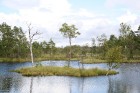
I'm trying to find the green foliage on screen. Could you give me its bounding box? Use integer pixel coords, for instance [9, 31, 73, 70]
[48, 38, 56, 59]
[97, 34, 108, 59]
[81, 43, 90, 56]
[0, 22, 140, 63]
[0, 22, 28, 58]
[106, 46, 123, 69]
[32, 41, 42, 57]
[118, 23, 138, 59]
[106, 46, 123, 62]
[107, 35, 118, 48]
[119, 23, 131, 38]
[59, 23, 80, 38]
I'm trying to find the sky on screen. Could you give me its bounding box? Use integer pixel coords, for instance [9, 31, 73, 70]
[0, 0, 140, 47]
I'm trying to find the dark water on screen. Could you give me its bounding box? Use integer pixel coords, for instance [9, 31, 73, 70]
[0, 61, 140, 93]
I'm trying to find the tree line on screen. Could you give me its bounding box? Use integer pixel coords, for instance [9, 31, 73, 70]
[0, 22, 139, 62]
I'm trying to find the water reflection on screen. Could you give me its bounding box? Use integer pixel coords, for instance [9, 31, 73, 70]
[107, 64, 140, 93]
[0, 62, 140, 93]
[0, 77, 12, 92]
[108, 76, 134, 93]
[30, 77, 33, 93]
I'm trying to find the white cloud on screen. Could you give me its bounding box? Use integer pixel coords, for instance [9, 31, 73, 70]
[105, 0, 140, 10]
[1, 0, 139, 47]
[3, 0, 39, 9]
[117, 10, 137, 23]
[116, 10, 140, 33]
[0, 13, 21, 26]
[39, 0, 71, 15]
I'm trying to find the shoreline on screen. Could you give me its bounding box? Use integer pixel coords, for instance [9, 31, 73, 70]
[0, 58, 140, 63]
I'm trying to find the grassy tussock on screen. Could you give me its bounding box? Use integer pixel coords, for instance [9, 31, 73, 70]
[14, 66, 118, 77]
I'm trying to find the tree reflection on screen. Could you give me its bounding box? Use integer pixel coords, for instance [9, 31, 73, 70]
[108, 76, 128, 93]
[108, 76, 113, 93]
[81, 77, 84, 93]
[30, 77, 33, 93]
[0, 77, 12, 92]
[69, 77, 72, 93]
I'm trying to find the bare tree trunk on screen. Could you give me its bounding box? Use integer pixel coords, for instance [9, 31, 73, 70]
[106, 66, 111, 76]
[81, 56, 84, 69]
[68, 37, 71, 67]
[27, 23, 40, 66]
[28, 25, 34, 66]
[30, 42, 34, 66]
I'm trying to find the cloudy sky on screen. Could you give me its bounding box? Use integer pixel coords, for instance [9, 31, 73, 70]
[0, 0, 140, 47]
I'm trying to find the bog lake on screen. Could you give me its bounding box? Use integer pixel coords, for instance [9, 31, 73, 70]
[0, 61, 140, 93]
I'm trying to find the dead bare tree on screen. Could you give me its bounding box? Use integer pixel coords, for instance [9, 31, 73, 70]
[27, 23, 40, 66]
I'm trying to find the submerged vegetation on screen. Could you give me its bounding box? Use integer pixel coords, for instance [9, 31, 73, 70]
[13, 66, 118, 77]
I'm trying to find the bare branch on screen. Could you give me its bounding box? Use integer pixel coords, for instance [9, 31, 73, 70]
[31, 31, 40, 38]
[26, 22, 41, 66]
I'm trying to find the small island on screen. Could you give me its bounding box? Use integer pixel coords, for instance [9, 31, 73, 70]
[13, 66, 118, 77]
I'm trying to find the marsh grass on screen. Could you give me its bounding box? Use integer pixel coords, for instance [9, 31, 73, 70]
[0, 54, 140, 63]
[82, 58, 107, 64]
[13, 66, 118, 77]
[0, 54, 77, 62]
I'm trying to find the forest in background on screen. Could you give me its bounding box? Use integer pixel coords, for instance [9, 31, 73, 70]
[0, 22, 140, 62]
